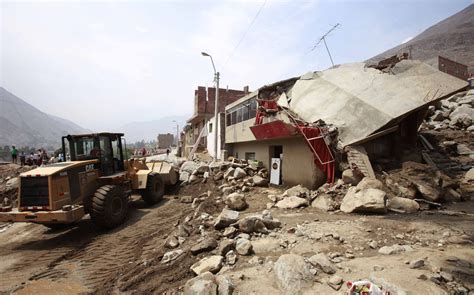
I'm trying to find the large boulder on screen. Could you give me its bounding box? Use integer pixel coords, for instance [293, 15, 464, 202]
[273, 254, 313, 293]
[5, 177, 19, 190]
[387, 197, 419, 213]
[216, 275, 234, 295]
[214, 209, 240, 230]
[191, 255, 224, 275]
[311, 193, 336, 211]
[180, 172, 190, 183]
[223, 167, 235, 179]
[233, 216, 269, 234]
[275, 196, 308, 209]
[224, 193, 247, 211]
[340, 187, 387, 213]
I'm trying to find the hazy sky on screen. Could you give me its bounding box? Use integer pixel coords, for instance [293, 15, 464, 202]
[1, 0, 471, 131]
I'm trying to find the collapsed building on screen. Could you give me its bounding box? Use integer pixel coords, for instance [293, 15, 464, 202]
[223, 59, 468, 189]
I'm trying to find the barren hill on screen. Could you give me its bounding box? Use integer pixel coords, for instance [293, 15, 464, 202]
[368, 4, 474, 72]
[0, 87, 88, 148]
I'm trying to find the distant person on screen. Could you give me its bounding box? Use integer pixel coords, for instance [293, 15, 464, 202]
[166, 148, 170, 157]
[19, 151, 26, 166]
[11, 146, 18, 164]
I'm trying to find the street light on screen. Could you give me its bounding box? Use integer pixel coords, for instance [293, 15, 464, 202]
[172, 120, 179, 147]
[201, 51, 220, 161]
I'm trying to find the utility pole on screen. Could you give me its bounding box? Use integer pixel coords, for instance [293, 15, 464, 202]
[201, 52, 220, 161]
[311, 23, 340, 67]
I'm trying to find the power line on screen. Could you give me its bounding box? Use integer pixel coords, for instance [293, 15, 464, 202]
[223, 0, 267, 68]
[310, 23, 341, 66]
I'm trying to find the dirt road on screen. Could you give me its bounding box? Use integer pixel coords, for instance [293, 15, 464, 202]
[0, 195, 193, 294]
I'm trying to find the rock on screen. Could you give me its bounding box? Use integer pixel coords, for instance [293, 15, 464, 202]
[387, 197, 419, 213]
[440, 271, 454, 282]
[368, 241, 378, 249]
[213, 171, 224, 181]
[443, 188, 462, 202]
[449, 105, 474, 127]
[176, 224, 191, 238]
[412, 180, 440, 201]
[196, 165, 210, 174]
[457, 144, 473, 155]
[184, 272, 218, 295]
[311, 193, 336, 211]
[180, 172, 190, 183]
[214, 209, 240, 230]
[223, 167, 235, 179]
[234, 216, 267, 234]
[216, 275, 234, 295]
[235, 239, 252, 255]
[275, 196, 308, 209]
[224, 193, 247, 211]
[5, 177, 19, 189]
[223, 227, 237, 238]
[431, 110, 444, 121]
[342, 169, 363, 185]
[273, 254, 313, 293]
[189, 174, 201, 184]
[308, 253, 336, 274]
[464, 168, 474, 181]
[340, 187, 387, 213]
[181, 195, 194, 203]
[164, 236, 179, 248]
[225, 250, 237, 265]
[284, 185, 310, 198]
[191, 255, 224, 275]
[218, 239, 235, 256]
[222, 187, 235, 196]
[378, 244, 413, 255]
[356, 177, 384, 190]
[181, 161, 199, 174]
[252, 175, 268, 187]
[233, 167, 247, 179]
[327, 275, 343, 291]
[409, 258, 425, 269]
[162, 249, 184, 263]
[191, 238, 218, 255]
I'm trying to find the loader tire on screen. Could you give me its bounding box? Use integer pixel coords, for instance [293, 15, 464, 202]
[90, 185, 128, 229]
[142, 172, 165, 206]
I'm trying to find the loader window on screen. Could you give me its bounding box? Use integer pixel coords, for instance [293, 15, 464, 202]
[99, 136, 114, 175]
[74, 137, 96, 160]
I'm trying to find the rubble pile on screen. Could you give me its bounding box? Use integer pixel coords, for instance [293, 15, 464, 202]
[424, 89, 474, 131]
[0, 164, 34, 209]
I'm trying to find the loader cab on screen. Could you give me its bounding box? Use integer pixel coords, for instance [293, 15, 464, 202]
[62, 133, 125, 176]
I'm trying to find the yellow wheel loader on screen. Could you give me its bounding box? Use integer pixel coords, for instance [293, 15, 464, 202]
[0, 133, 178, 229]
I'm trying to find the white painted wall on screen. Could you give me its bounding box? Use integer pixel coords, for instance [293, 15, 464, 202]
[206, 114, 223, 160]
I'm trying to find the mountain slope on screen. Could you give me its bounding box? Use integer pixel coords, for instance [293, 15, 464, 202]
[117, 115, 189, 143]
[368, 4, 474, 72]
[0, 87, 89, 148]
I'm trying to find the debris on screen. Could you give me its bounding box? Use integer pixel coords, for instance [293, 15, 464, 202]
[224, 193, 247, 211]
[183, 272, 218, 295]
[235, 239, 252, 256]
[327, 275, 343, 291]
[311, 193, 336, 211]
[387, 197, 420, 213]
[378, 244, 413, 255]
[162, 249, 184, 263]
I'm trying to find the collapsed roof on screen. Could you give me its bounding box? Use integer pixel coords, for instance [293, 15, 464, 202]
[274, 60, 468, 146]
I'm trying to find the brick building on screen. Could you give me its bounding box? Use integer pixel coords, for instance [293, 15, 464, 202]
[183, 86, 249, 158]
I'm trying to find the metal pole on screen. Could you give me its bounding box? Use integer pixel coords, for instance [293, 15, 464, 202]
[322, 37, 334, 67]
[214, 72, 220, 161]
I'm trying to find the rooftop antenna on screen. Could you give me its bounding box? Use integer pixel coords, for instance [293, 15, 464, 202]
[311, 23, 341, 67]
